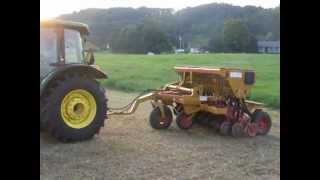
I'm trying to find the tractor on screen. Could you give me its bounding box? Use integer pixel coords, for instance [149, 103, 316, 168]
[40, 20, 108, 142]
[40, 20, 271, 142]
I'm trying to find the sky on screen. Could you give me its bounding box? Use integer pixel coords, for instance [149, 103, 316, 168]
[41, 0, 280, 19]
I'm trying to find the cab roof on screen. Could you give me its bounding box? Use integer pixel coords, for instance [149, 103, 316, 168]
[40, 19, 89, 35]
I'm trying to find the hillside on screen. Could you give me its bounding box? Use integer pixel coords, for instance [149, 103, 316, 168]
[58, 3, 280, 49]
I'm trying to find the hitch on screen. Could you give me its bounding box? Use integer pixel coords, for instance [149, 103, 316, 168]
[107, 92, 156, 115]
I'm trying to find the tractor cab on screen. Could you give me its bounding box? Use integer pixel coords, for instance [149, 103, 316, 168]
[40, 20, 108, 142]
[40, 20, 94, 80]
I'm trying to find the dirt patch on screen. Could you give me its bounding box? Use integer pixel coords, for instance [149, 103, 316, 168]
[40, 90, 280, 180]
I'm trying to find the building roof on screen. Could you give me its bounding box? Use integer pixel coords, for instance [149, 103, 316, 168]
[257, 41, 280, 47]
[40, 19, 89, 35]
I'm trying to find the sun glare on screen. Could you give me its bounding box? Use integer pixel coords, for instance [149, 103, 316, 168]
[40, 7, 55, 20]
[40, 0, 68, 20]
[41, 0, 97, 20]
[40, 6, 58, 20]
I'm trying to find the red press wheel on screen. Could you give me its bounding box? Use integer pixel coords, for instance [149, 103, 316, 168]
[231, 122, 245, 137]
[244, 123, 258, 137]
[252, 111, 272, 135]
[176, 113, 193, 130]
[220, 121, 232, 136]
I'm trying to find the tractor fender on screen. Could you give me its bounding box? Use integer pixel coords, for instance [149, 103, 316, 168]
[40, 64, 108, 97]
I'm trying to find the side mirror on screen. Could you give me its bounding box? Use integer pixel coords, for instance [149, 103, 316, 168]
[88, 51, 95, 65]
[85, 49, 95, 65]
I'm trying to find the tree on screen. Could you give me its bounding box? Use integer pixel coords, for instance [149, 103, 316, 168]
[223, 19, 251, 52]
[139, 19, 173, 54]
[246, 35, 258, 53]
[271, 6, 280, 40]
[208, 34, 224, 53]
[110, 19, 173, 54]
[208, 19, 258, 53]
[59, 4, 279, 51]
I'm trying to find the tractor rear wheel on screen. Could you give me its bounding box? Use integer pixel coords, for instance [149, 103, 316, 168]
[42, 76, 107, 142]
[252, 111, 272, 135]
[149, 106, 173, 129]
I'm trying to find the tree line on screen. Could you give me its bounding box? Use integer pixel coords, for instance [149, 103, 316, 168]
[59, 3, 280, 54]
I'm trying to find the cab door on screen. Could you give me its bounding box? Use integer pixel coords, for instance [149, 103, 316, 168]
[40, 27, 59, 80]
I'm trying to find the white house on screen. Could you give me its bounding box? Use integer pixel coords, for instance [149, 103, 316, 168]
[257, 41, 280, 53]
[175, 49, 185, 54]
[190, 48, 201, 54]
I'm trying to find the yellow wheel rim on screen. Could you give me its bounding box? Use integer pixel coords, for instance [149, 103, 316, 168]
[61, 89, 97, 129]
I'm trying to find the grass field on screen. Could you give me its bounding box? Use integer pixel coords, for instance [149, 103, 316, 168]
[95, 52, 280, 108]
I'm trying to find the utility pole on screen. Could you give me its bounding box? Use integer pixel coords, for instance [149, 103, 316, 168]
[179, 36, 182, 49]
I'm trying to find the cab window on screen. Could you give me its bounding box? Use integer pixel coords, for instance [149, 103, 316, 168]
[64, 29, 83, 64]
[40, 27, 58, 65]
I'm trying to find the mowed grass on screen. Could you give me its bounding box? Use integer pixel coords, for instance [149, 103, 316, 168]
[95, 53, 280, 109]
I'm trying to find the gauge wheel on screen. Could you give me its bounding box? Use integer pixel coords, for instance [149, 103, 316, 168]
[149, 106, 173, 129]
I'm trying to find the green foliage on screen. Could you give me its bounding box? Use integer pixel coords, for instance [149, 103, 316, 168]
[208, 19, 257, 53]
[94, 53, 280, 108]
[223, 19, 250, 52]
[110, 19, 173, 54]
[223, 19, 257, 53]
[271, 6, 280, 40]
[208, 35, 224, 52]
[58, 3, 280, 52]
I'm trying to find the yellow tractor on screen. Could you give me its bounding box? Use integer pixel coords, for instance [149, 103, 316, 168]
[109, 66, 272, 137]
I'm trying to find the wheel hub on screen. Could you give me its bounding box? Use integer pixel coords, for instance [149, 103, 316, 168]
[61, 89, 97, 129]
[159, 117, 170, 126]
[257, 117, 268, 133]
